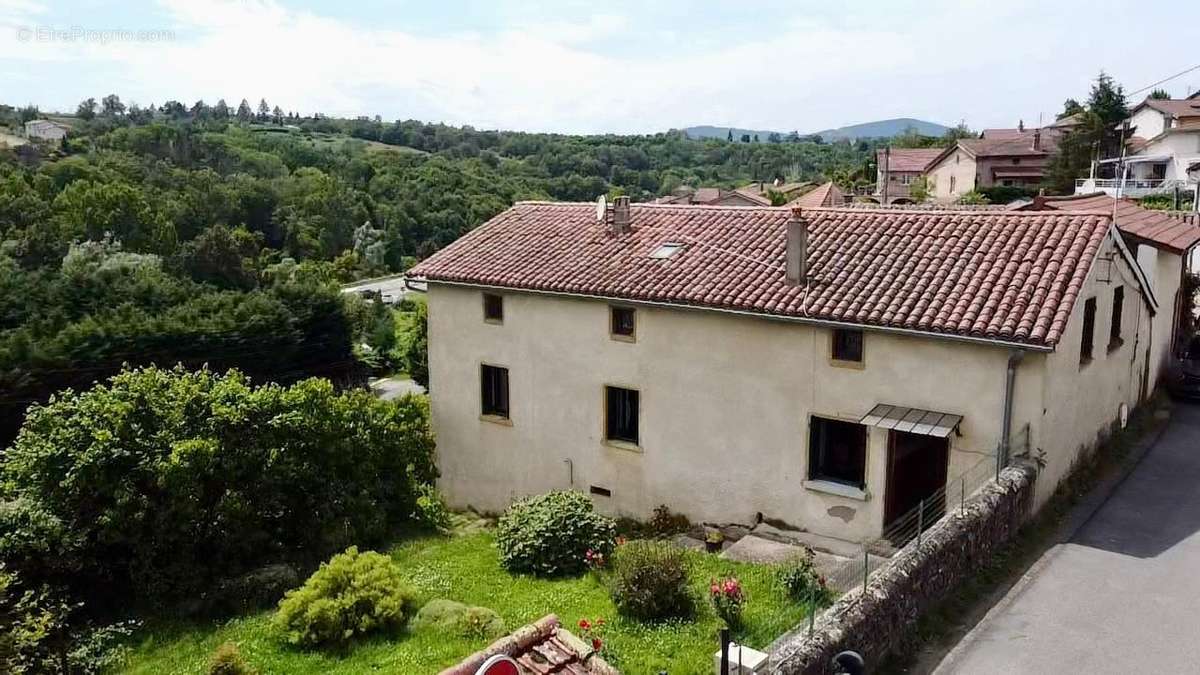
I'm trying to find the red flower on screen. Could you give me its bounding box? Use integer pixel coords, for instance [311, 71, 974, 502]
[616, 536, 627, 546]
[578, 618, 591, 630]
[592, 637, 603, 651]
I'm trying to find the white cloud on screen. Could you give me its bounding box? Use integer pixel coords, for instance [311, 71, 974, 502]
[1, 0, 1198, 133]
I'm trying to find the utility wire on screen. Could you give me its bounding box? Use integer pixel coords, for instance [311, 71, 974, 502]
[1127, 63, 1200, 97]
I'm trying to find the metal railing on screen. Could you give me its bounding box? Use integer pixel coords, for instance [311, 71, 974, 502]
[807, 424, 1032, 620]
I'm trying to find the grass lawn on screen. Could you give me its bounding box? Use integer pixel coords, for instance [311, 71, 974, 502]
[122, 531, 810, 675]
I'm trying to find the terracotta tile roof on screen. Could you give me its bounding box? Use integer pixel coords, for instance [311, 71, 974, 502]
[411, 202, 1116, 348]
[1027, 193, 1200, 253]
[440, 615, 617, 675]
[959, 133, 1059, 158]
[790, 182, 844, 208]
[877, 148, 943, 172]
[1142, 98, 1200, 119]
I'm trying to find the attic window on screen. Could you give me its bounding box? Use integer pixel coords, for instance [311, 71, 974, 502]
[650, 243, 684, 259]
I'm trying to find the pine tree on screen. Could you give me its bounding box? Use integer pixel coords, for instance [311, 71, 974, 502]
[236, 99, 253, 121]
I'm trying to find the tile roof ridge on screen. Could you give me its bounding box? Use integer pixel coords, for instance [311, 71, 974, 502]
[513, 199, 787, 211]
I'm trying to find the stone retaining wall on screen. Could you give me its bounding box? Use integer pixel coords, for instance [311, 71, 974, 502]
[767, 464, 1037, 674]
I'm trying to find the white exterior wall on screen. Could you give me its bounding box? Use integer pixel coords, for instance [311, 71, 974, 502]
[1137, 246, 1184, 391]
[1130, 107, 1168, 139]
[1137, 133, 1200, 183]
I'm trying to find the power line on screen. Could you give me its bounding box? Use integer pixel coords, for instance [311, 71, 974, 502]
[1127, 63, 1200, 97]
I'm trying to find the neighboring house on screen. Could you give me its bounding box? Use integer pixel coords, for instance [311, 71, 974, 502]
[409, 199, 1156, 543]
[1076, 95, 1200, 198]
[874, 148, 943, 203]
[925, 129, 1059, 200]
[23, 119, 68, 142]
[1019, 192, 1200, 389]
[654, 186, 730, 205]
[723, 180, 813, 206]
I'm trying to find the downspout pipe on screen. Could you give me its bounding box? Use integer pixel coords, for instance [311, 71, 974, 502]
[999, 349, 1026, 474]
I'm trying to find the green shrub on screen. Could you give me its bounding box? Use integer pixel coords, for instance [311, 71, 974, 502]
[413, 599, 505, 639]
[0, 366, 437, 604]
[777, 550, 832, 605]
[273, 547, 417, 649]
[208, 642, 256, 675]
[211, 564, 301, 616]
[649, 505, 690, 537]
[607, 541, 694, 621]
[414, 485, 452, 531]
[496, 491, 616, 577]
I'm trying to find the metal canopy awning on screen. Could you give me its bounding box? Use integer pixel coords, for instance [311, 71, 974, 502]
[859, 404, 962, 438]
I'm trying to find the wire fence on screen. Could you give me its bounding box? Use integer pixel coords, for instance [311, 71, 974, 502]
[809, 423, 1032, 620]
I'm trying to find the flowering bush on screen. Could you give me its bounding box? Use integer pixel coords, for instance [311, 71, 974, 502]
[584, 548, 607, 571]
[709, 576, 745, 626]
[576, 616, 608, 656]
[777, 550, 833, 605]
[607, 541, 694, 621]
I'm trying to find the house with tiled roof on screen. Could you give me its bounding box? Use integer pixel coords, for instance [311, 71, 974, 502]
[1018, 192, 1200, 389]
[1075, 96, 1200, 198]
[440, 615, 617, 675]
[924, 129, 1061, 201]
[409, 199, 1157, 541]
[874, 148, 943, 203]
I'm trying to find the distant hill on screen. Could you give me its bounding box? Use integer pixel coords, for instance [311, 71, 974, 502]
[810, 118, 950, 141]
[683, 118, 950, 143]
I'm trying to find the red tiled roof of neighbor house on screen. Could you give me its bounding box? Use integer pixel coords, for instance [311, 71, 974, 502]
[410, 201, 1120, 349]
[1141, 98, 1200, 119]
[790, 181, 844, 208]
[877, 148, 944, 172]
[1024, 193, 1200, 253]
[958, 133, 1060, 158]
[439, 615, 617, 675]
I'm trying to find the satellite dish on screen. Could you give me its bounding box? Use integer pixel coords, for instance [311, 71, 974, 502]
[595, 195, 607, 221]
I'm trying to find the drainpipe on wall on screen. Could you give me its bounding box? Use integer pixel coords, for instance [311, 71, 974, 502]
[999, 349, 1026, 475]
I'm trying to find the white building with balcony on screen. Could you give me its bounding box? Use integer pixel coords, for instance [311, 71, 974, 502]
[1076, 94, 1200, 201]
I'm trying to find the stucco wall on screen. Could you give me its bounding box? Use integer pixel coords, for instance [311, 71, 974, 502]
[427, 284, 1042, 543]
[1130, 107, 1168, 139]
[1138, 246, 1183, 392]
[926, 150, 977, 200]
[1030, 232, 1152, 508]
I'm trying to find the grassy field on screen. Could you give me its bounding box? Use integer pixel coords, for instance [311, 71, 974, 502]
[122, 531, 809, 675]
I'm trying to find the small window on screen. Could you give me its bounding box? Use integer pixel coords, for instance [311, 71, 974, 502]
[949, 175, 957, 193]
[832, 328, 864, 363]
[605, 386, 639, 445]
[808, 417, 867, 488]
[1080, 297, 1097, 364]
[1109, 286, 1124, 349]
[610, 306, 636, 340]
[650, 243, 684, 259]
[483, 293, 503, 323]
[481, 364, 509, 418]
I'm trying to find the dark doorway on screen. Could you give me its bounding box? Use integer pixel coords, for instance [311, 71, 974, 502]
[884, 431, 950, 530]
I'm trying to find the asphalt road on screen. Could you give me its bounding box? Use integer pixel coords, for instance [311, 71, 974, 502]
[341, 275, 419, 304]
[935, 402, 1200, 674]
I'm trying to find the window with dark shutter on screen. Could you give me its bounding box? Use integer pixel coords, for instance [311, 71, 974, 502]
[832, 329, 864, 363]
[610, 306, 636, 340]
[808, 417, 867, 488]
[1109, 287, 1124, 350]
[605, 386, 639, 445]
[483, 293, 503, 323]
[1080, 297, 1096, 364]
[481, 364, 509, 418]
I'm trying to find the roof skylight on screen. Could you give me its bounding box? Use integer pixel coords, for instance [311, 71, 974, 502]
[650, 243, 684, 259]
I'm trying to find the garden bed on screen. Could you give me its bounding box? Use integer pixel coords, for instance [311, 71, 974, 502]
[121, 531, 811, 674]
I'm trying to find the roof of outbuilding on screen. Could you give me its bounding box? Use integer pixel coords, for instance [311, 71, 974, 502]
[1026, 193, 1200, 253]
[790, 181, 844, 208]
[410, 202, 1121, 349]
[439, 615, 617, 675]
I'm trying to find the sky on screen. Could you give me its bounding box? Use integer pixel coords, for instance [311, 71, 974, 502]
[1, 0, 1198, 135]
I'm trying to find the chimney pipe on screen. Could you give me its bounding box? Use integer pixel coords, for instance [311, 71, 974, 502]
[1018, 119, 1024, 132]
[786, 210, 809, 285]
[1032, 129, 1041, 151]
[612, 196, 631, 235]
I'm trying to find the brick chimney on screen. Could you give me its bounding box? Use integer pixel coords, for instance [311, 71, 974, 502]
[611, 196, 631, 235]
[1032, 129, 1042, 151]
[786, 210, 809, 284]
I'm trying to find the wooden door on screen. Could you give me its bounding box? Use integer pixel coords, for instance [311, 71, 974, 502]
[884, 430, 950, 528]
